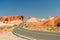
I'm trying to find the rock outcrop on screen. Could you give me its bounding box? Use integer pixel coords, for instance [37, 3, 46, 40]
[0, 15, 24, 27]
[0, 15, 24, 24]
[26, 15, 60, 27]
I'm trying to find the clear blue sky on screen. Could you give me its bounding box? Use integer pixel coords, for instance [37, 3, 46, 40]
[0, 0, 60, 18]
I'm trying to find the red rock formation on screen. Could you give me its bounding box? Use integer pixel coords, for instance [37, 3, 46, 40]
[42, 16, 55, 26]
[0, 15, 24, 24]
[54, 16, 60, 26]
[26, 15, 60, 27]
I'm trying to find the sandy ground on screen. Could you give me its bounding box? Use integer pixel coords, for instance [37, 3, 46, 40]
[0, 31, 26, 40]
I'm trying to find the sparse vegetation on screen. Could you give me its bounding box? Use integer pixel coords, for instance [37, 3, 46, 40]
[23, 23, 60, 32]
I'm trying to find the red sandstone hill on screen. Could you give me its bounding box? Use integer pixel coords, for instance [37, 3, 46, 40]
[26, 15, 60, 27]
[0, 15, 24, 24]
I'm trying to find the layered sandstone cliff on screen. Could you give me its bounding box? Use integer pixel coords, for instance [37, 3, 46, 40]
[26, 16, 60, 27]
[0, 15, 24, 26]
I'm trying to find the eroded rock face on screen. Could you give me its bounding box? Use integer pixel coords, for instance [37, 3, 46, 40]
[54, 16, 60, 26]
[0, 15, 24, 24]
[26, 16, 60, 27]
